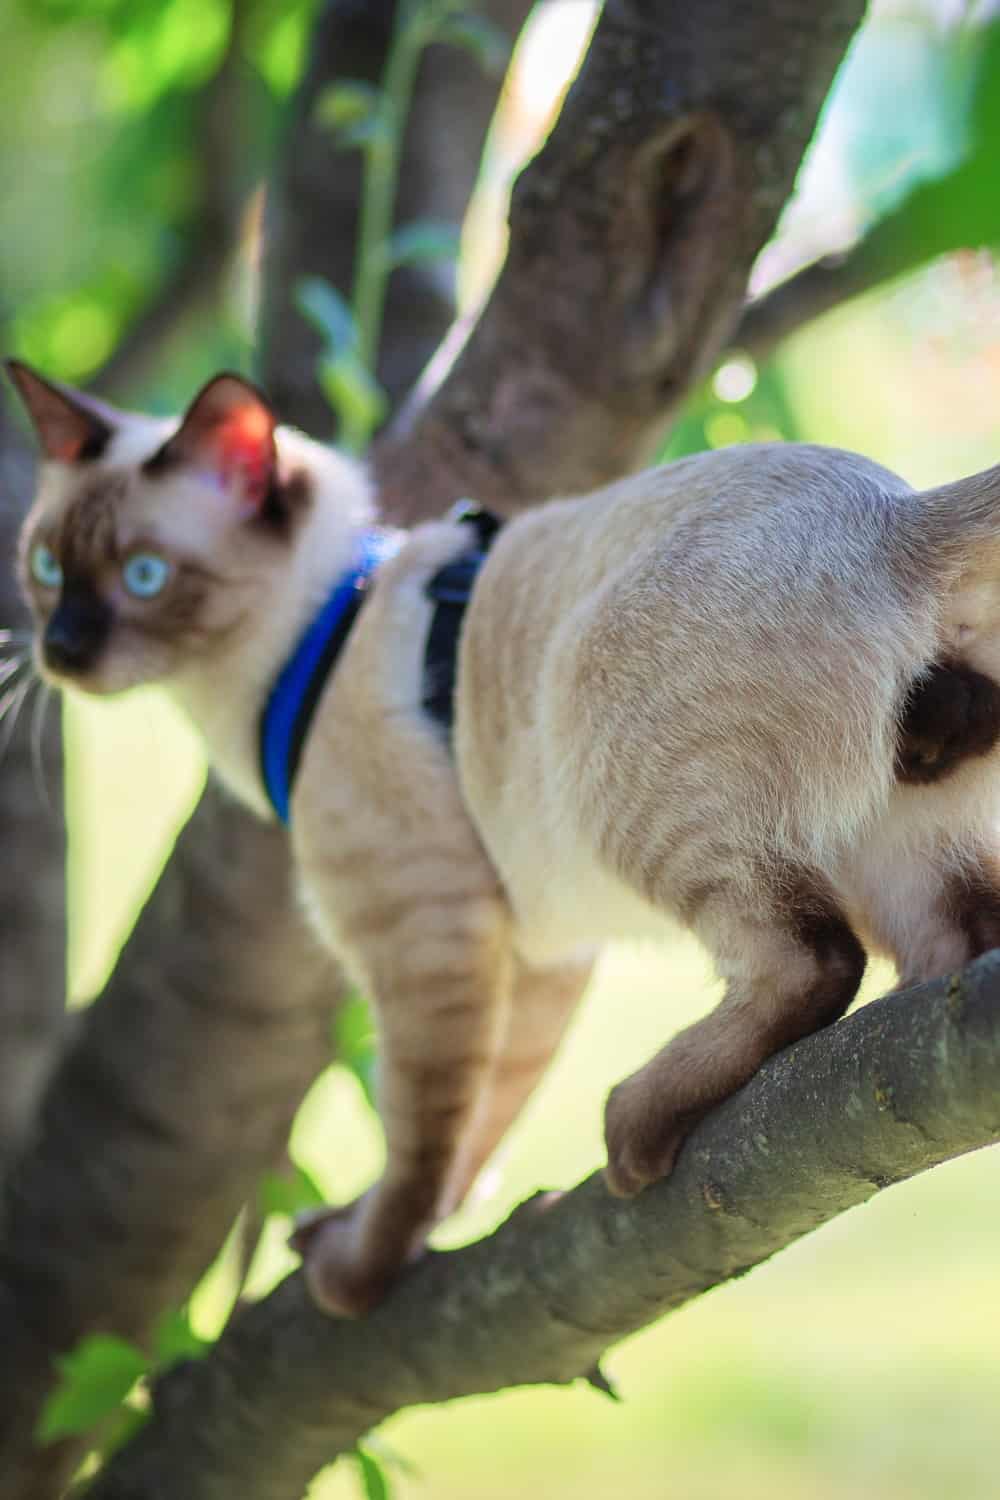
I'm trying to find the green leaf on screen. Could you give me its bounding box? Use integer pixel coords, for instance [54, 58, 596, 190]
[334, 990, 375, 1061]
[362, 1432, 419, 1478]
[333, 991, 378, 1108]
[436, 12, 511, 76]
[37, 1334, 150, 1444]
[354, 1445, 392, 1500]
[853, 21, 1000, 281]
[295, 277, 357, 355]
[969, 21, 1000, 155]
[152, 1304, 211, 1367]
[103, 1400, 152, 1460]
[314, 80, 379, 132]
[258, 1162, 328, 1220]
[318, 349, 388, 455]
[334, 114, 392, 152]
[382, 219, 461, 269]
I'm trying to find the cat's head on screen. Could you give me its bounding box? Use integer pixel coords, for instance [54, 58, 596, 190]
[6, 363, 313, 695]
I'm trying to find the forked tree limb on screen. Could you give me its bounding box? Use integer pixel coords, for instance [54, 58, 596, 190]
[89, 953, 1000, 1500]
[374, 0, 867, 519]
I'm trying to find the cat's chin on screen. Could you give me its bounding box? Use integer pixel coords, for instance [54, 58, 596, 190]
[40, 664, 153, 699]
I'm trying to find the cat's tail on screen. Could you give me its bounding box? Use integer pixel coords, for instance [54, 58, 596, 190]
[916, 460, 1000, 558]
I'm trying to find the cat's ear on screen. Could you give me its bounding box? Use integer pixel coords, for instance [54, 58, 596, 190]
[3, 360, 114, 463]
[157, 373, 277, 512]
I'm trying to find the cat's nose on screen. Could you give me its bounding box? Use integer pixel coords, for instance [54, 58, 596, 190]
[43, 595, 110, 674]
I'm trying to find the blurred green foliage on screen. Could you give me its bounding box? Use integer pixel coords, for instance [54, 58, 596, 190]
[36, 1303, 207, 1471]
[37, 1333, 149, 1446]
[2, 0, 317, 399]
[303, 1, 507, 449]
[665, 6, 1000, 465]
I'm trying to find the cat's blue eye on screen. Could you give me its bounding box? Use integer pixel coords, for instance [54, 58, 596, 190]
[30, 543, 63, 590]
[122, 553, 170, 599]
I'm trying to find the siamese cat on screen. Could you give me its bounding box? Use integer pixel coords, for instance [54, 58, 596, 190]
[9, 360, 1000, 1317]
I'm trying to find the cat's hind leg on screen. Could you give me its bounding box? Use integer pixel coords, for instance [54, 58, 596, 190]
[865, 843, 1000, 987]
[604, 870, 865, 1196]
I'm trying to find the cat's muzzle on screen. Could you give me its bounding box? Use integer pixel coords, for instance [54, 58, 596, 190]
[43, 592, 111, 675]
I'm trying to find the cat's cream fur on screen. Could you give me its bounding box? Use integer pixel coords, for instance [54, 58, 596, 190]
[11, 363, 1000, 1316]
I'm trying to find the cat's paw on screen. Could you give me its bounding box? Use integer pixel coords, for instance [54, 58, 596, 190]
[507, 1188, 564, 1223]
[291, 1187, 432, 1318]
[603, 1075, 696, 1198]
[290, 1204, 394, 1318]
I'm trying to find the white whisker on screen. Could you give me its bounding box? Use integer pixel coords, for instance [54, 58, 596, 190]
[0, 677, 27, 721]
[0, 655, 27, 688]
[30, 679, 56, 811]
[0, 676, 34, 764]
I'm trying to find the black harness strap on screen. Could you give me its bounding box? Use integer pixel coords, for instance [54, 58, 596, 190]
[422, 506, 502, 732]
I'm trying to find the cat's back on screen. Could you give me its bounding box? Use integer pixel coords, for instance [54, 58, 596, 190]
[467, 442, 925, 634]
[461, 441, 932, 772]
[457, 443, 943, 960]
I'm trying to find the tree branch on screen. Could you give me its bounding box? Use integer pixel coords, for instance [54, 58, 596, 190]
[90, 953, 1000, 1500]
[735, 145, 1000, 367]
[736, 248, 900, 369]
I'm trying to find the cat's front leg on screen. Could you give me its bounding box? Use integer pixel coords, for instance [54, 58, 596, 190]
[297, 891, 514, 1317]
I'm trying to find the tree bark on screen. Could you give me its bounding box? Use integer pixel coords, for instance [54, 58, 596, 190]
[0, 396, 66, 1173]
[89, 953, 1000, 1500]
[0, 2, 879, 1496]
[374, 0, 867, 520]
[0, 790, 339, 1491]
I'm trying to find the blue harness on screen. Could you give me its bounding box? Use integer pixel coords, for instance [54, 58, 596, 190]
[258, 508, 500, 824]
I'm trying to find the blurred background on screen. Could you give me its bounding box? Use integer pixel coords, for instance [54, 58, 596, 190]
[4, 0, 1000, 1495]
